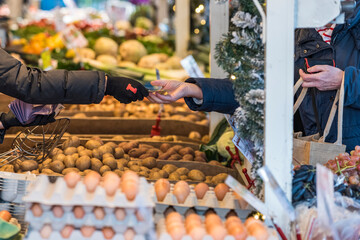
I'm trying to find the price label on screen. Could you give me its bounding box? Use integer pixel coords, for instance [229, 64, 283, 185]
[180, 55, 205, 78]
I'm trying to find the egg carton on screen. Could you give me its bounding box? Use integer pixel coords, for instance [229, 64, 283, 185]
[23, 175, 154, 208]
[156, 218, 279, 240]
[0, 172, 35, 203]
[25, 206, 153, 234]
[151, 184, 253, 219]
[25, 229, 148, 240]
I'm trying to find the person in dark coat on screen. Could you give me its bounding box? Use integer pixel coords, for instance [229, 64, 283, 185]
[0, 48, 148, 140]
[148, 2, 360, 152]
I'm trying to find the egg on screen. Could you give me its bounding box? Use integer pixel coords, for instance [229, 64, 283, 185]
[135, 210, 144, 221]
[209, 225, 227, 240]
[124, 228, 136, 240]
[244, 218, 268, 240]
[214, 183, 229, 201]
[103, 172, 121, 196]
[189, 226, 207, 240]
[102, 227, 115, 239]
[115, 208, 126, 221]
[168, 225, 186, 240]
[173, 181, 190, 204]
[81, 226, 95, 237]
[166, 212, 183, 225]
[194, 183, 209, 199]
[61, 225, 74, 239]
[225, 216, 242, 228]
[233, 192, 249, 209]
[155, 178, 170, 201]
[228, 223, 247, 240]
[122, 170, 139, 182]
[40, 224, 52, 239]
[166, 221, 184, 232]
[31, 203, 43, 217]
[205, 214, 222, 228]
[52, 205, 64, 218]
[73, 206, 85, 219]
[0, 210, 11, 222]
[83, 171, 101, 193]
[93, 207, 105, 220]
[121, 179, 139, 201]
[64, 172, 81, 189]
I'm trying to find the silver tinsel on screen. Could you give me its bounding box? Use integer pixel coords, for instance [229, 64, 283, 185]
[231, 11, 258, 29]
[214, 0, 228, 4]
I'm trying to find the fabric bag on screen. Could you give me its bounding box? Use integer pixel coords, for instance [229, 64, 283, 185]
[292, 75, 346, 165]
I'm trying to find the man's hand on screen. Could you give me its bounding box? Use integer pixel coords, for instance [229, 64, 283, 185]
[105, 75, 149, 103]
[0, 111, 56, 130]
[300, 65, 344, 91]
[147, 80, 203, 104]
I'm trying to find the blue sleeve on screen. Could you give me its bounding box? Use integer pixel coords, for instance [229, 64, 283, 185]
[344, 66, 360, 109]
[184, 78, 239, 114]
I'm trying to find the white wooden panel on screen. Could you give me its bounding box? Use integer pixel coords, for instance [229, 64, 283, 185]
[175, 0, 190, 58]
[265, 0, 294, 236]
[155, 0, 169, 25]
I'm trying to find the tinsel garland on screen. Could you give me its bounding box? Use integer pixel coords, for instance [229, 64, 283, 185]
[215, 0, 265, 196]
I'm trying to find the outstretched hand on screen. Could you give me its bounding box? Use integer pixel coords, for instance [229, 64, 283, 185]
[147, 80, 203, 104]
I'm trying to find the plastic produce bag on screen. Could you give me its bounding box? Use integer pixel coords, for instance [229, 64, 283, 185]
[0, 218, 20, 239]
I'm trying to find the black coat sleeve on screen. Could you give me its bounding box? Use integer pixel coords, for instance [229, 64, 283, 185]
[184, 78, 239, 114]
[0, 49, 106, 104]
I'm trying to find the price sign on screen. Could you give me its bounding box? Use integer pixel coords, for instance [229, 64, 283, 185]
[180, 55, 205, 78]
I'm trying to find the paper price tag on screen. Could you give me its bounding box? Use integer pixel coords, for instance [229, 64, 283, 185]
[180, 55, 205, 78]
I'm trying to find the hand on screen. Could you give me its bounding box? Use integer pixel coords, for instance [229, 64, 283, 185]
[147, 80, 203, 104]
[0, 111, 56, 130]
[300, 65, 344, 91]
[105, 75, 149, 103]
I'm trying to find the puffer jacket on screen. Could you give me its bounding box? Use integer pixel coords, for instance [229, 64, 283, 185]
[294, 1, 360, 151]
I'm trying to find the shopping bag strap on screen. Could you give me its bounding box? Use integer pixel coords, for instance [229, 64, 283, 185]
[293, 78, 308, 114]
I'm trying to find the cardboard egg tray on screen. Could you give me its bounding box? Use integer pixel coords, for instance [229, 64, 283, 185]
[23, 175, 154, 208]
[25, 205, 153, 234]
[25, 229, 148, 240]
[151, 183, 253, 219]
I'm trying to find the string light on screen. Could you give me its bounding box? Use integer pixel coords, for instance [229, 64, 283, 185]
[173, 5, 176, 11]
[195, 8, 201, 13]
[254, 215, 259, 220]
[200, 19, 206, 25]
[194, 28, 200, 34]
[230, 75, 236, 80]
[198, 4, 204, 11]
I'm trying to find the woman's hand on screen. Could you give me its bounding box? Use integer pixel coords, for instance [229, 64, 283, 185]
[147, 80, 203, 104]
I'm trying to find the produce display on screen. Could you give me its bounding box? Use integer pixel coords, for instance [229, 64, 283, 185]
[24, 171, 153, 240]
[0, 210, 21, 239]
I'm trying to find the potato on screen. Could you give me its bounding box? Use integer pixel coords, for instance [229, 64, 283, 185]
[98, 145, 113, 156]
[112, 136, 125, 141]
[102, 153, 114, 159]
[165, 148, 178, 156]
[149, 171, 162, 180]
[92, 149, 101, 159]
[76, 156, 91, 171]
[168, 154, 182, 161]
[194, 157, 206, 162]
[114, 169, 123, 177]
[1, 165, 14, 172]
[205, 176, 212, 184]
[139, 144, 153, 149]
[162, 164, 177, 174]
[158, 152, 171, 160]
[104, 142, 117, 149]
[127, 161, 141, 168]
[211, 173, 228, 185]
[180, 175, 188, 180]
[64, 155, 76, 168]
[42, 169, 56, 175]
[160, 143, 171, 153]
[141, 157, 156, 169]
[158, 169, 169, 178]
[172, 145, 183, 152]
[85, 140, 102, 150]
[79, 150, 93, 158]
[118, 142, 127, 148]
[99, 165, 111, 176]
[128, 148, 147, 158]
[53, 154, 66, 162]
[90, 136, 103, 144]
[168, 172, 180, 181]
[130, 165, 141, 172]
[77, 146, 85, 153]
[188, 170, 205, 182]
[139, 171, 149, 178]
[117, 158, 128, 167]
[50, 161, 65, 173]
[195, 151, 206, 159]
[146, 149, 159, 158]
[31, 170, 39, 174]
[152, 167, 160, 172]
[209, 160, 222, 166]
[176, 167, 189, 175]
[20, 160, 38, 172]
[91, 158, 103, 172]
[71, 153, 79, 160]
[123, 154, 131, 161]
[62, 136, 80, 149]
[103, 158, 117, 170]
[139, 154, 152, 159]
[189, 131, 201, 140]
[62, 168, 80, 175]
[50, 148, 63, 158]
[114, 147, 125, 159]
[42, 158, 52, 165]
[182, 154, 194, 161]
[122, 141, 139, 153]
[178, 147, 195, 156]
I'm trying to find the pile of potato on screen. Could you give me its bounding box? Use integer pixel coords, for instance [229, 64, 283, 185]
[0, 136, 228, 184]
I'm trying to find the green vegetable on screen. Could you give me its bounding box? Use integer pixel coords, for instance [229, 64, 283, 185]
[0, 218, 20, 239]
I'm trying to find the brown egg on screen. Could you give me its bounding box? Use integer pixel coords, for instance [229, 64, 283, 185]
[166, 212, 183, 225]
[61, 225, 74, 239]
[83, 171, 101, 193]
[121, 179, 139, 201]
[124, 228, 136, 240]
[73, 206, 85, 219]
[103, 172, 121, 196]
[40, 224, 52, 239]
[244, 218, 268, 240]
[52, 205, 64, 218]
[205, 214, 222, 228]
[209, 225, 227, 240]
[31, 203, 43, 217]
[225, 216, 242, 227]
[173, 181, 190, 204]
[168, 225, 186, 240]
[189, 226, 207, 240]
[81, 226, 96, 237]
[228, 223, 248, 240]
[154, 178, 171, 202]
[194, 183, 209, 199]
[122, 170, 139, 182]
[233, 192, 249, 209]
[64, 172, 81, 189]
[102, 227, 115, 239]
[115, 208, 126, 221]
[214, 183, 230, 201]
[93, 207, 105, 220]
